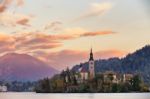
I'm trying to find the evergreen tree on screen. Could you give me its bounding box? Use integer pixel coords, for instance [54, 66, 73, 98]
[132, 75, 142, 91]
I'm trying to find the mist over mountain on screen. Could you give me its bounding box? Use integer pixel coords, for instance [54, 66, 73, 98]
[72, 45, 150, 85]
[0, 53, 58, 81]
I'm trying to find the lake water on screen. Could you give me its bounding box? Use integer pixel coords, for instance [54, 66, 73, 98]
[0, 93, 150, 99]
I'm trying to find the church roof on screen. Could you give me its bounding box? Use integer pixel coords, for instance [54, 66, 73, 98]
[89, 48, 94, 61]
[81, 67, 87, 73]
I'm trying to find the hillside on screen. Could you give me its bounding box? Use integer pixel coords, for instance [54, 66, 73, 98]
[0, 53, 58, 81]
[72, 45, 150, 85]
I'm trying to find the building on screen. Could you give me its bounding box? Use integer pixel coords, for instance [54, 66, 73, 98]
[123, 74, 133, 82]
[80, 67, 88, 80]
[103, 71, 121, 84]
[65, 48, 133, 87]
[72, 48, 133, 84]
[77, 48, 95, 81]
[103, 71, 134, 84]
[89, 48, 95, 79]
[0, 85, 7, 92]
[76, 64, 88, 83]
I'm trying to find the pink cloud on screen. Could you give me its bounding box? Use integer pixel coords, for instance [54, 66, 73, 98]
[0, 0, 30, 27]
[16, 18, 30, 26]
[80, 31, 116, 37]
[0, 4, 6, 13]
[0, 33, 15, 54]
[24, 43, 62, 51]
[0, 12, 32, 27]
[73, 2, 113, 22]
[0, 31, 122, 70]
[16, 0, 24, 6]
[0, 30, 117, 56]
[0, 0, 24, 13]
[95, 50, 127, 59]
[33, 49, 127, 70]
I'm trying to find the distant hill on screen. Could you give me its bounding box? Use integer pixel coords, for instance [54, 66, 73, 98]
[0, 53, 58, 81]
[72, 45, 150, 85]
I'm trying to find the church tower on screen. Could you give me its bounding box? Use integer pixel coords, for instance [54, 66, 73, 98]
[89, 48, 95, 79]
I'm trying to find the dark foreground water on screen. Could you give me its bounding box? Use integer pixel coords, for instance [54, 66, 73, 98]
[0, 93, 150, 99]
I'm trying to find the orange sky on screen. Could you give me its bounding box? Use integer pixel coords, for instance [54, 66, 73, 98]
[0, 0, 150, 70]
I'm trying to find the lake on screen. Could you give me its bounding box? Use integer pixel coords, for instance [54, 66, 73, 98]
[0, 93, 150, 99]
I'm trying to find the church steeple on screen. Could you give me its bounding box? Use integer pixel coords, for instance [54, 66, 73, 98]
[88, 48, 95, 79]
[89, 48, 94, 61]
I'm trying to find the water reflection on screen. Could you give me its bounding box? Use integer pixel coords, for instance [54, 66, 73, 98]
[0, 93, 150, 99]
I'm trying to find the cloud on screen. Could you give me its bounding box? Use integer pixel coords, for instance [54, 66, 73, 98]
[0, 33, 15, 54]
[0, 0, 12, 13]
[0, 4, 6, 13]
[74, 2, 113, 21]
[0, 31, 124, 70]
[54, 30, 115, 40]
[95, 50, 127, 59]
[62, 27, 87, 34]
[0, 33, 15, 46]
[0, 0, 31, 28]
[0, 32, 63, 54]
[0, 12, 31, 27]
[16, 18, 30, 26]
[0, 0, 24, 13]
[60, 28, 116, 39]
[12, 31, 89, 52]
[16, 0, 24, 6]
[80, 31, 116, 37]
[0, 27, 116, 56]
[33, 49, 127, 70]
[14, 33, 63, 51]
[25, 44, 62, 51]
[12, 29, 116, 51]
[44, 21, 62, 31]
[33, 50, 87, 70]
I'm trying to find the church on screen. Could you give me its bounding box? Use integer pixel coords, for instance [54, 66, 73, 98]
[78, 48, 95, 81]
[65, 48, 133, 84]
[77, 48, 133, 84]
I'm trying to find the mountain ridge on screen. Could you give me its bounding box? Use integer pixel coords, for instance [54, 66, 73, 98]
[0, 53, 58, 81]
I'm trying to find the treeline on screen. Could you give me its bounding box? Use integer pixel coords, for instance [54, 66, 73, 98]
[35, 70, 149, 93]
[0, 81, 36, 92]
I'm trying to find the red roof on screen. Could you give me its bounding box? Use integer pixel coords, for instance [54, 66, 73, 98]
[81, 67, 87, 73]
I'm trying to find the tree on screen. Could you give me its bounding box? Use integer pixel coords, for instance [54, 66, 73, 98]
[60, 70, 66, 83]
[79, 83, 90, 93]
[66, 68, 71, 83]
[112, 83, 119, 92]
[131, 75, 142, 91]
[35, 78, 51, 93]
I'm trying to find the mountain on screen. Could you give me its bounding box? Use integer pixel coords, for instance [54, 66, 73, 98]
[0, 53, 58, 81]
[72, 45, 150, 85]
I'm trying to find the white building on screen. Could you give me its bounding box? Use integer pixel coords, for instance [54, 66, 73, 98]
[77, 48, 95, 81]
[80, 67, 88, 80]
[0, 85, 7, 92]
[123, 74, 133, 82]
[89, 48, 95, 79]
[103, 71, 120, 83]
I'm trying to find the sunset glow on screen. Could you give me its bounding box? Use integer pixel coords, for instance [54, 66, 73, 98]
[0, 0, 150, 70]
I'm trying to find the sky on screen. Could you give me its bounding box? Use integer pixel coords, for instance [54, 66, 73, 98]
[0, 0, 150, 70]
